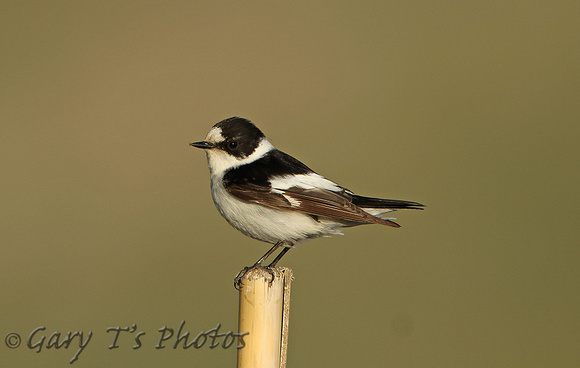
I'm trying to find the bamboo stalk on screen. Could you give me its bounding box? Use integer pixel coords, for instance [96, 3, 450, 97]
[237, 267, 293, 368]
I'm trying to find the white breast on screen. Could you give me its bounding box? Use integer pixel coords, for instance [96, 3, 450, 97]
[209, 173, 343, 245]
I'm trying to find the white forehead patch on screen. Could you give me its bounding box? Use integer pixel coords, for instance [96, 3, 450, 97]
[205, 126, 224, 143]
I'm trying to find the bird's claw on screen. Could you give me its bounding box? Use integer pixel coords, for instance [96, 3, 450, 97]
[234, 265, 276, 290]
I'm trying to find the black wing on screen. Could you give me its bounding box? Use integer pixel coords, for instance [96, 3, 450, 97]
[223, 150, 406, 227]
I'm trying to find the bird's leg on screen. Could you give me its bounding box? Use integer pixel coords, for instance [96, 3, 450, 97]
[234, 241, 283, 290]
[267, 246, 291, 268]
[253, 242, 283, 267]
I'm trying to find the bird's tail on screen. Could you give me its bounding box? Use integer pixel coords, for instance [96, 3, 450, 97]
[352, 195, 425, 210]
[349, 195, 424, 227]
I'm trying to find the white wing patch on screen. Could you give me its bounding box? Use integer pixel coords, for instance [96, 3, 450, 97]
[282, 194, 301, 207]
[270, 188, 303, 207]
[270, 173, 343, 192]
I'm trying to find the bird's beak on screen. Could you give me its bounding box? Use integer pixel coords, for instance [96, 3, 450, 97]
[190, 141, 215, 149]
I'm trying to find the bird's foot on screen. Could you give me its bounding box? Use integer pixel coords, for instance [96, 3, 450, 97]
[234, 265, 276, 290]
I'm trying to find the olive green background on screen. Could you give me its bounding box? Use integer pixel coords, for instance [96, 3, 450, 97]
[1, 1, 578, 367]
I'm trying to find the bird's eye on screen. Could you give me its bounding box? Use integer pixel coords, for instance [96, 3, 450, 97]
[228, 141, 238, 149]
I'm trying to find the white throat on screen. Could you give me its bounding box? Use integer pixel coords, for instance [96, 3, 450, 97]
[206, 137, 275, 176]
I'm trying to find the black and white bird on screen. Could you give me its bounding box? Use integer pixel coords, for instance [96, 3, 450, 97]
[190, 117, 423, 288]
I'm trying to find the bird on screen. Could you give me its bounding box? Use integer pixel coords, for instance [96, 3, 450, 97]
[190, 117, 424, 288]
